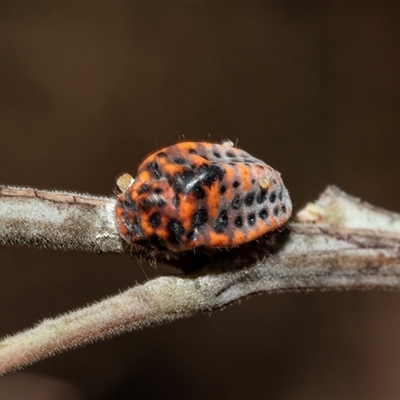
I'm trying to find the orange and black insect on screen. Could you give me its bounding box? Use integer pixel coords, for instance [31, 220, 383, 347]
[115, 141, 292, 251]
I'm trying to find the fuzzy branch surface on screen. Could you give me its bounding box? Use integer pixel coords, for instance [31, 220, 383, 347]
[1, 186, 400, 374]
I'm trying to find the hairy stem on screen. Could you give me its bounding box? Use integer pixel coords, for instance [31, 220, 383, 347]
[1, 185, 400, 374]
[0, 186, 123, 253]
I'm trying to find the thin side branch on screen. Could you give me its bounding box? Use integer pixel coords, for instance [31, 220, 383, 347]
[1, 186, 400, 374]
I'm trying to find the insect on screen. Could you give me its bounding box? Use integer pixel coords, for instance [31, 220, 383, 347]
[115, 141, 292, 251]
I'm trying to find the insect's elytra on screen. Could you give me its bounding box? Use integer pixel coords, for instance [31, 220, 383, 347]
[115, 140, 292, 251]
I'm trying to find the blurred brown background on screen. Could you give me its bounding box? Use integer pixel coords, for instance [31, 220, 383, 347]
[1, 3, 400, 399]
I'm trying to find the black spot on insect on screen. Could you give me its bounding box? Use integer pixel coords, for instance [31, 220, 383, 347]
[156, 198, 166, 208]
[231, 195, 241, 210]
[229, 162, 236, 166]
[269, 192, 276, 203]
[172, 194, 180, 208]
[148, 212, 161, 228]
[233, 181, 240, 188]
[282, 205, 287, 214]
[137, 184, 150, 194]
[126, 218, 142, 238]
[186, 230, 196, 241]
[244, 192, 255, 207]
[219, 185, 227, 195]
[122, 196, 136, 210]
[167, 219, 184, 245]
[193, 184, 206, 200]
[198, 164, 225, 187]
[166, 174, 174, 187]
[147, 161, 162, 179]
[139, 199, 152, 211]
[279, 191, 283, 201]
[273, 206, 279, 217]
[188, 149, 197, 154]
[214, 209, 228, 233]
[256, 191, 267, 204]
[213, 151, 221, 158]
[147, 234, 162, 248]
[192, 208, 208, 229]
[251, 179, 256, 184]
[174, 169, 196, 192]
[259, 209, 268, 219]
[154, 188, 163, 195]
[173, 158, 186, 165]
[198, 164, 209, 177]
[234, 215, 243, 228]
[247, 213, 256, 226]
[226, 151, 235, 158]
[183, 168, 196, 181]
[272, 179, 277, 184]
[200, 155, 209, 161]
[211, 164, 225, 180]
[156, 152, 168, 158]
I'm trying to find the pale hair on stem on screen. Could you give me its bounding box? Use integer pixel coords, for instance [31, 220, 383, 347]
[1, 185, 400, 375]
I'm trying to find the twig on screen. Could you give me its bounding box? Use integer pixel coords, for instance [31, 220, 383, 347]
[1, 185, 400, 375]
[0, 186, 122, 253]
